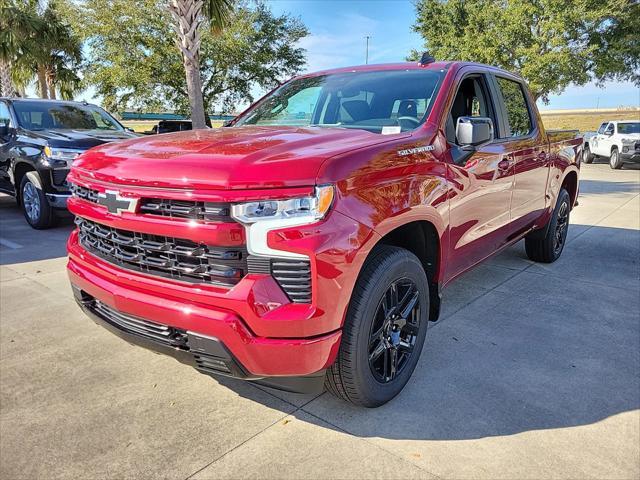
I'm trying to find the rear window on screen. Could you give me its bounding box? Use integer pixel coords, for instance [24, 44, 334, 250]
[496, 77, 533, 137]
[618, 122, 640, 134]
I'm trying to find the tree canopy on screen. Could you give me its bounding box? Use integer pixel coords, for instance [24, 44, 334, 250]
[65, 0, 308, 114]
[411, 0, 640, 102]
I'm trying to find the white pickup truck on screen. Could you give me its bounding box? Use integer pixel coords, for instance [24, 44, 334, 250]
[583, 120, 640, 169]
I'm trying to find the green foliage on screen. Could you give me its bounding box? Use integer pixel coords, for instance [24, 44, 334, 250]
[0, 0, 81, 98]
[411, 0, 640, 102]
[67, 0, 308, 114]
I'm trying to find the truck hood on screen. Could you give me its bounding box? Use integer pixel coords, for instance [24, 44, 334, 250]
[73, 126, 399, 190]
[22, 128, 137, 150]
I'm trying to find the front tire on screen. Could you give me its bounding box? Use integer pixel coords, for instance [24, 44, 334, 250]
[609, 148, 623, 169]
[325, 245, 429, 407]
[582, 145, 594, 164]
[20, 175, 54, 229]
[525, 188, 571, 263]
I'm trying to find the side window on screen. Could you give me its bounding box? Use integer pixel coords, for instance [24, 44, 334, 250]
[597, 122, 608, 134]
[0, 102, 10, 127]
[446, 75, 497, 144]
[496, 77, 533, 137]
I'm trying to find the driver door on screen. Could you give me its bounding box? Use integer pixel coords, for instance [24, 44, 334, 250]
[445, 72, 515, 281]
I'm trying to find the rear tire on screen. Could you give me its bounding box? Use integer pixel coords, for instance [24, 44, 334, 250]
[582, 145, 594, 164]
[525, 188, 571, 263]
[325, 245, 429, 407]
[609, 148, 623, 169]
[20, 175, 54, 229]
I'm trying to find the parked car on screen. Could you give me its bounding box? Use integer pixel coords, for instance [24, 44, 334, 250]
[148, 120, 193, 135]
[582, 120, 640, 169]
[66, 58, 581, 407]
[0, 98, 137, 228]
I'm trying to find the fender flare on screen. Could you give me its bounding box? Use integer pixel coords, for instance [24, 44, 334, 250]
[25, 170, 43, 190]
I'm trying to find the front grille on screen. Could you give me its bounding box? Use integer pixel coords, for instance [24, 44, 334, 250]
[70, 184, 98, 202]
[140, 199, 232, 222]
[70, 184, 232, 222]
[52, 169, 69, 187]
[635, 141, 640, 152]
[91, 300, 184, 346]
[248, 255, 312, 303]
[77, 217, 247, 285]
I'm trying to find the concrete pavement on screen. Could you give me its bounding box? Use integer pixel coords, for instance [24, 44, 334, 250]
[1, 162, 638, 479]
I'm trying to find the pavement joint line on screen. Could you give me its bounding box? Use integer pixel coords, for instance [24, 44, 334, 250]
[567, 192, 640, 247]
[435, 266, 525, 325]
[183, 411, 292, 480]
[298, 408, 444, 480]
[0, 238, 23, 249]
[183, 391, 325, 480]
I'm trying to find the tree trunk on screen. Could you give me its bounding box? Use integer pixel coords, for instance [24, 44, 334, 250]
[168, 0, 208, 129]
[0, 59, 16, 97]
[37, 65, 49, 99]
[46, 67, 57, 100]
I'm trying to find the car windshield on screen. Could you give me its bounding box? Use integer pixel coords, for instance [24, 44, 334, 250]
[618, 122, 640, 134]
[235, 69, 445, 134]
[13, 101, 123, 132]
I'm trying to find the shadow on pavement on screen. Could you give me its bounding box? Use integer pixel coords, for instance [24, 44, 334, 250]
[579, 179, 640, 196]
[214, 224, 640, 441]
[0, 194, 75, 265]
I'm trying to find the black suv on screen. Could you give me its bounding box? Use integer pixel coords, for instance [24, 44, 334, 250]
[0, 98, 137, 228]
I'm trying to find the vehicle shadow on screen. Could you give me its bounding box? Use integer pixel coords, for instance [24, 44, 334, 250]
[588, 157, 640, 170]
[215, 224, 640, 441]
[579, 179, 640, 196]
[0, 194, 75, 266]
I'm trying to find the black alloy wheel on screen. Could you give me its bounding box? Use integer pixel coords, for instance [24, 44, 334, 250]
[368, 278, 420, 383]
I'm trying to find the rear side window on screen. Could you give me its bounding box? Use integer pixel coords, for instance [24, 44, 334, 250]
[496, 77, 533, 137]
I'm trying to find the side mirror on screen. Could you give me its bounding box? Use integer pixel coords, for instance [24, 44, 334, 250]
[0, 123, 9, 138]
[456, 116, 494, 149]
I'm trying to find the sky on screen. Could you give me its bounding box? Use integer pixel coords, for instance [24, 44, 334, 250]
[38, 0, 639, 111]
[268, 0, 640, 111]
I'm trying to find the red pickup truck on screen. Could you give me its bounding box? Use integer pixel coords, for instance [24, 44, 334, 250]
[67, 59, 580, 407]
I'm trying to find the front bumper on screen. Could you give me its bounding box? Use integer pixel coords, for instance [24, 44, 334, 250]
[67, 205, 377, 392]
[72, 286, 327, 393]
[46, 193, 71, 209]
[620, 150, 640, 163]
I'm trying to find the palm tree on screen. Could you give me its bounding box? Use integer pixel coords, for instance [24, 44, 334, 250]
[0, 2, 42, 97]
[168, 0, 233, 129]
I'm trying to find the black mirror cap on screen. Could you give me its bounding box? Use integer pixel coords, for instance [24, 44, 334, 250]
[0, 123, 9, 138]
[456, 116, 494, 147]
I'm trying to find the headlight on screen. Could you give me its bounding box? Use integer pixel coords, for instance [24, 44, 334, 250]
[231, 185, 334, 259]
[41, 146, 83, 167]
[231, 185, 334, 224]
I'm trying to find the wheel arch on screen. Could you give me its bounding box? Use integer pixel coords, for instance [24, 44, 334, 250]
[368, 219, 443, 322]
[12, 161, 38, 205]
[561, 170, 578, 209]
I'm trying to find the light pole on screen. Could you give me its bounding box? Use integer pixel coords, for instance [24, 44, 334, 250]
[365, 35, 371, 64]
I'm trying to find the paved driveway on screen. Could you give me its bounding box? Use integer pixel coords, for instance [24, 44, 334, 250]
[1, 163, 638, 479]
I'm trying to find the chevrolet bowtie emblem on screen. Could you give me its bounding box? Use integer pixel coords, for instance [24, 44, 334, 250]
[96, 190, 138, 215]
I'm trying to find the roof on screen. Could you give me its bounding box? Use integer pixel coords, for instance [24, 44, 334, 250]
[0, 97, 98, 108]
[297, 60, 523, 81]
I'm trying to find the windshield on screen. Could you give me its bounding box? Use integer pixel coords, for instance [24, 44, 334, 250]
[13, 101, 123, 132]
[235, 69, 445, 134]
[618, 122, 640, 134]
